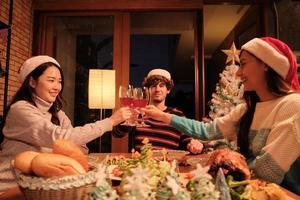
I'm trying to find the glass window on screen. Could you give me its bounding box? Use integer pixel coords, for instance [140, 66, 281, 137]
[130, 12, 195, 118]
[53, 16, 114, 152]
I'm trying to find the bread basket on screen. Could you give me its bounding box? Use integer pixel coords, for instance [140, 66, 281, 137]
[11, 160, 97, 200]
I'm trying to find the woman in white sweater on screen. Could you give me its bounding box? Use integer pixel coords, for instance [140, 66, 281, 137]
[143, 37, 300, 194]
[0, 55, 131, 194]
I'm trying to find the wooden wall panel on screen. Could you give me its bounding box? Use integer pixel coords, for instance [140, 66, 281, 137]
[112, 13, 130, 153]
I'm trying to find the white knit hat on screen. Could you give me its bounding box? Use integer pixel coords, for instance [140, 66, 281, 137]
[241, 37, 300, 91]
[18, 55, 61, 83]
[147, 68, 171, 80]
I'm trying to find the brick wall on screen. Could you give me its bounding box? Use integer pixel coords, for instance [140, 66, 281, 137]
[0, 0, 33, 116]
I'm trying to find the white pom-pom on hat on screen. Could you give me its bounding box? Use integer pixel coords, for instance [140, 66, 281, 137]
[18, 55, 61, 83]
[147, 68, 171, 80]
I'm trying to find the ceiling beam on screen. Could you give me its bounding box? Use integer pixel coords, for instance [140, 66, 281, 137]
[203, 0, 273, 5]
[33, 0, 203, 11]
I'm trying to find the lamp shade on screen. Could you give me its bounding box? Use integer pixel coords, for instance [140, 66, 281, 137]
[88, 69, 115, 109]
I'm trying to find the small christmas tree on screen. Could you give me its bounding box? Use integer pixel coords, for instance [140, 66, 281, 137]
[89, 164, 119, 200]
[186, 164, 220, 200]
[155, 160, 184, 200]
[156, 175, 191, 200]
[208, 42, 244, 120]
[121, 165, 155, 200]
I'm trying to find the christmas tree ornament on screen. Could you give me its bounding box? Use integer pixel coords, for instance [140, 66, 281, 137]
[222, 42, 240, 65]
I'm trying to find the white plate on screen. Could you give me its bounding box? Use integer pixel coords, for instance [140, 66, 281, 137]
[106, 164, 122, 181]
[153, 149, 189, 160]
[186, 157, 210, 167]
[153, 149, 189, 155]
[87, 154, 99, 166]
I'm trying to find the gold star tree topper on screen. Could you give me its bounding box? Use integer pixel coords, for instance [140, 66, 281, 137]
[222, 42, 241, 65]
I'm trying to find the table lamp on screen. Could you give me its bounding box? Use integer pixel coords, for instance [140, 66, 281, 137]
[88, 69, 116, 152]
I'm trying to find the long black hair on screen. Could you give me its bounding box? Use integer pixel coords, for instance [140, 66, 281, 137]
[237, 65, 291, 158]
[8, 62, 65, 125]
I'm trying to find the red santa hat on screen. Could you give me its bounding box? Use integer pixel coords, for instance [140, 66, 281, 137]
[18, 55, 61, 83]
[147, 68, 171, 80]
[241, 37, 300, 91]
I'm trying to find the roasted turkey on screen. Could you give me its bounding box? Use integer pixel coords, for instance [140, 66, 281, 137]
[207, 148, 251, 181]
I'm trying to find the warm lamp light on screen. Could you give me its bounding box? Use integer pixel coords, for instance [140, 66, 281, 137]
[88, 69, 115, 109]
[88, 69, 115, 152]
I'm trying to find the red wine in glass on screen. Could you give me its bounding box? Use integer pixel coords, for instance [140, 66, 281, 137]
[132, 99, 149, 108]
[133, 87, 150, 127]
[120, 97, 133, 107]
[119, 85, 135, 126]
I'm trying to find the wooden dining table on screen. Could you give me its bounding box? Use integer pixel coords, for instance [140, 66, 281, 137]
[2, 152, 300, 200]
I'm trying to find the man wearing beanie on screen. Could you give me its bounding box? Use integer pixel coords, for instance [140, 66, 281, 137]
[113, 68, 197, 152]
[143, 37, 300, 195]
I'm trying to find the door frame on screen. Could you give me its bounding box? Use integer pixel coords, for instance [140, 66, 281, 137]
[33, 1, 204, 152]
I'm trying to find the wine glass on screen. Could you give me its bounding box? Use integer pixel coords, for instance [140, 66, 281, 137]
[133, 87, 150, 127]
[119, 85, 135, 126]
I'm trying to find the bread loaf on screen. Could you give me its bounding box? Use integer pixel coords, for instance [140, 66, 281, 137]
[53, 139, 89, 171]
[31, 153, 86, 177]
[14, 151, 40, 174]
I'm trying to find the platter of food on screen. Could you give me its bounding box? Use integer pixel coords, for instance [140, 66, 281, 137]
[99, 139, 291, 200]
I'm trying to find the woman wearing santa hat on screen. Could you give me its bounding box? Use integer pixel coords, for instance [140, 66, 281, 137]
[0, 55, 131, 194]
[143, 37, 300, 194]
